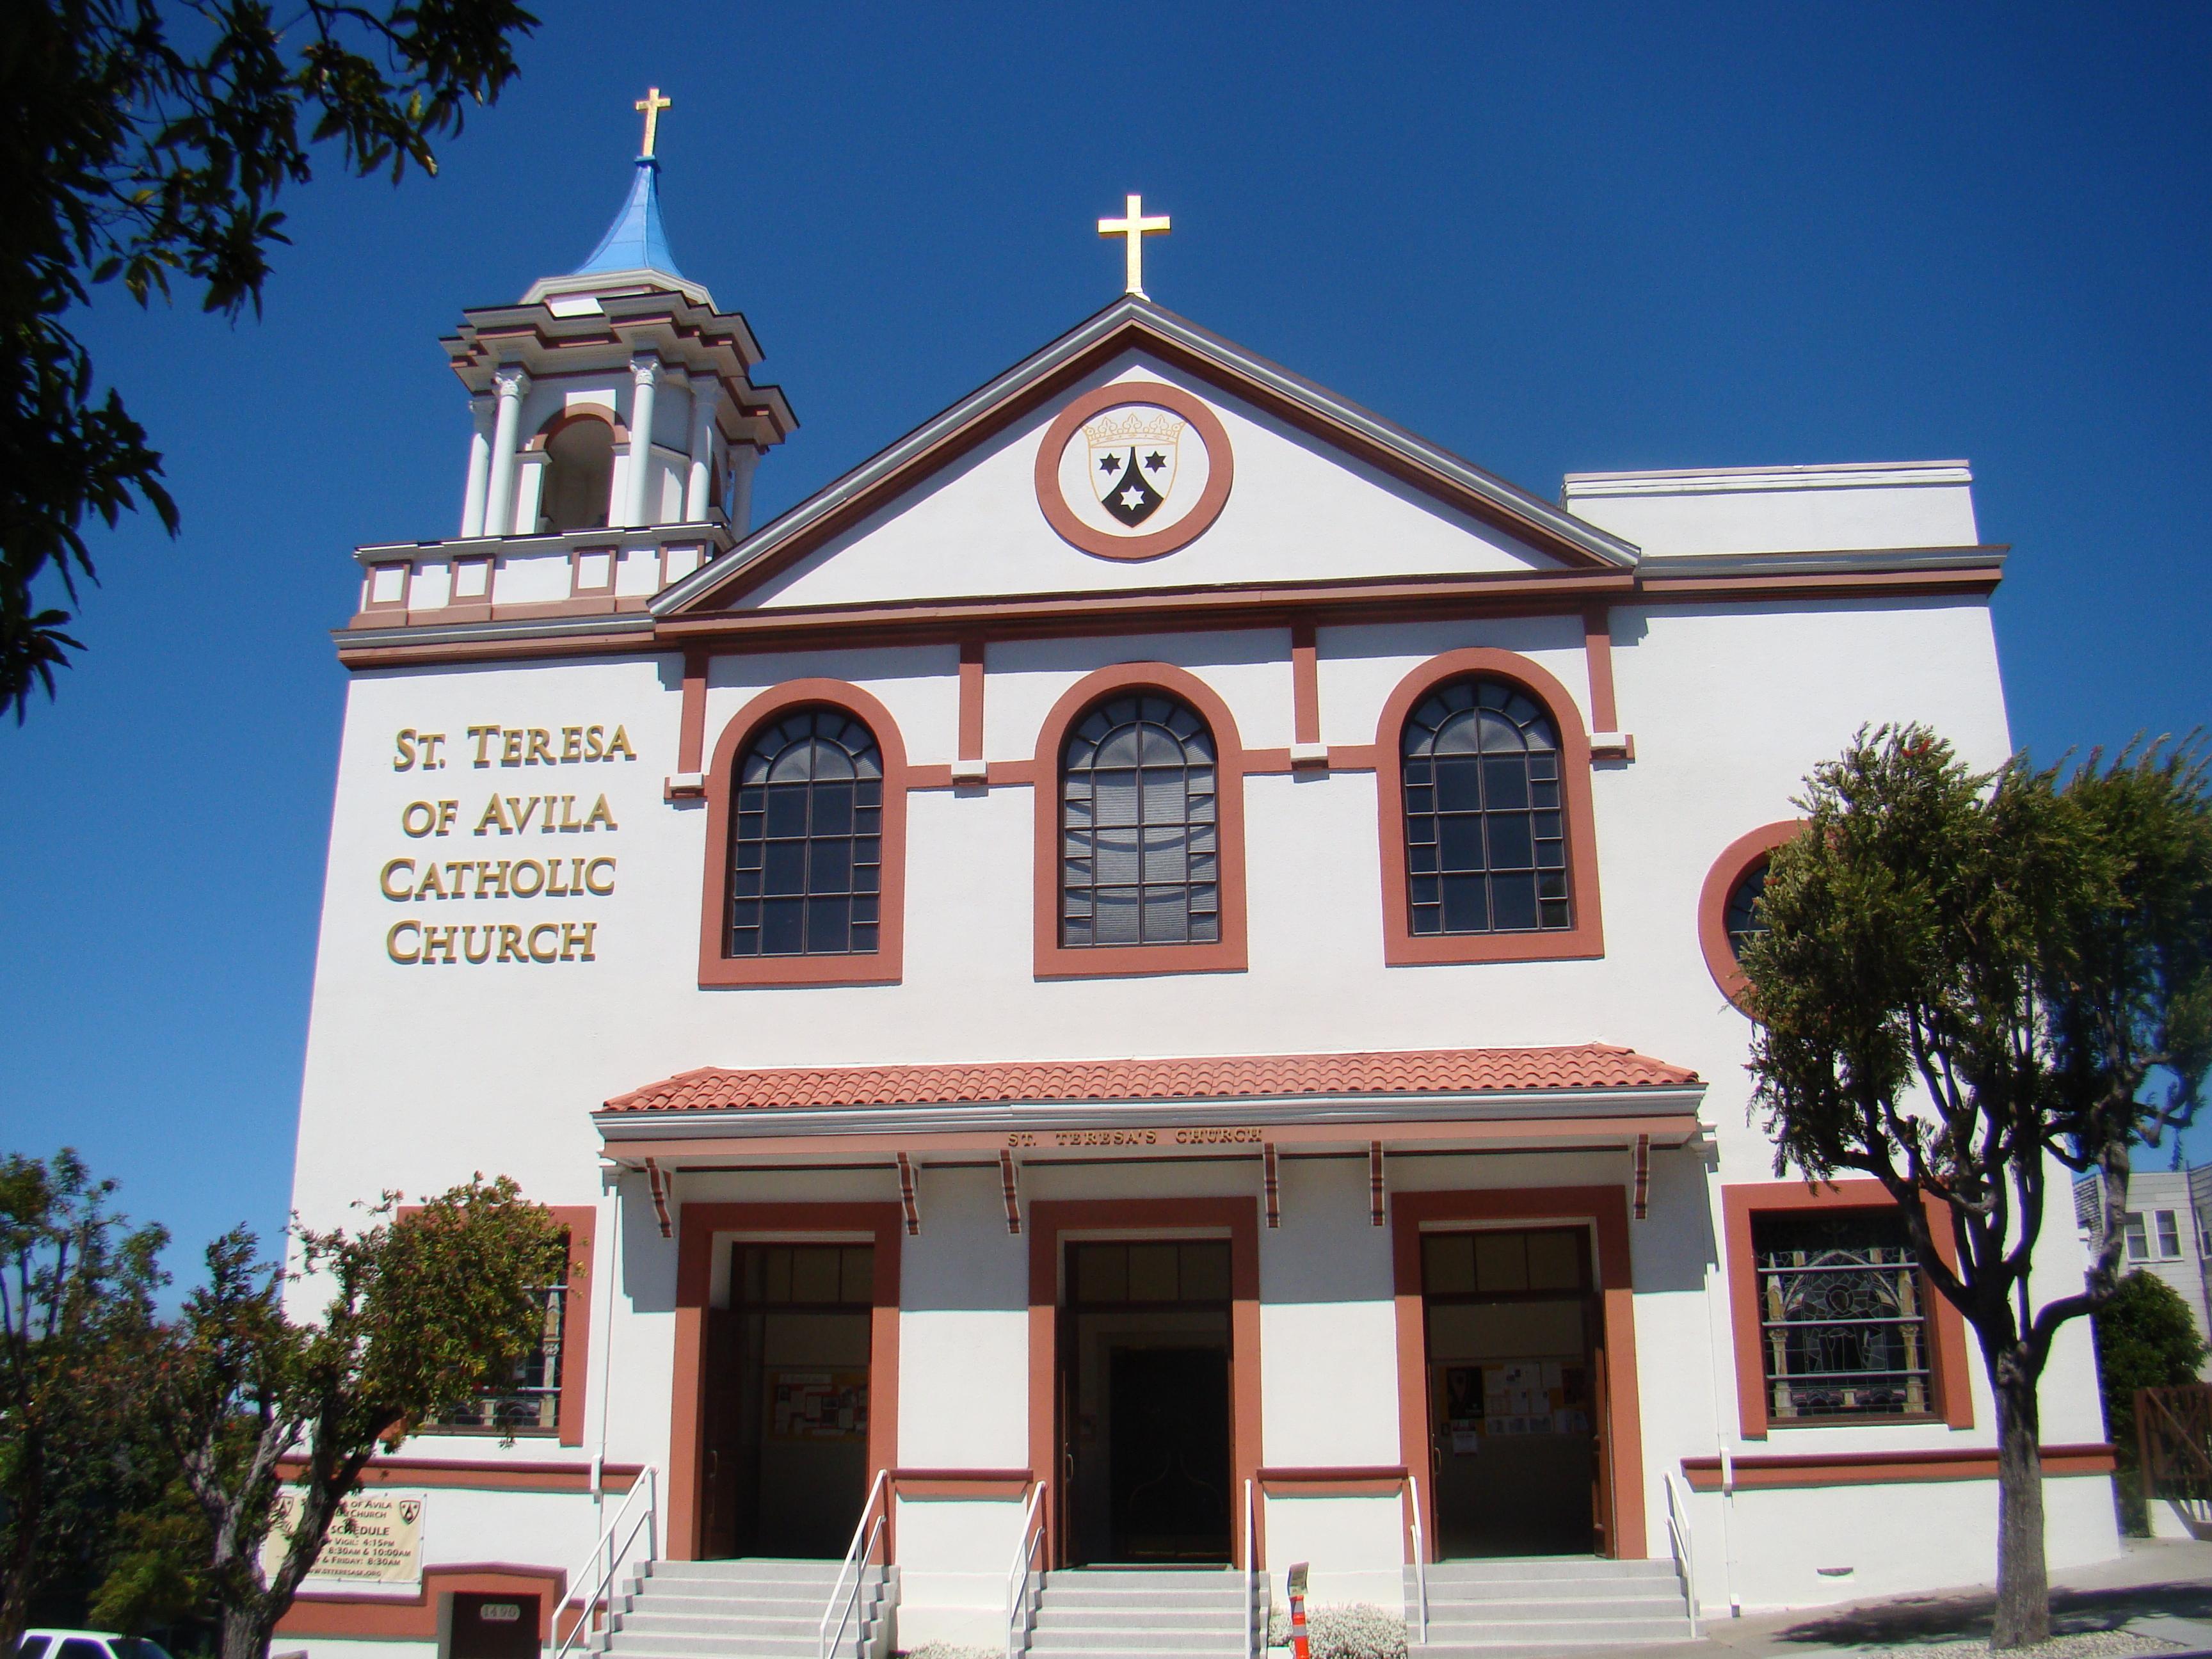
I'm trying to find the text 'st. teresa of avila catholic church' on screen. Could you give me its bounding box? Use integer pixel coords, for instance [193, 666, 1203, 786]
[278, 87, 2116, 1659]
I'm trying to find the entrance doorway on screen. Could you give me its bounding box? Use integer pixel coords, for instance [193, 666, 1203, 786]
[1421, 1226, 1603, 1558]
[701, 1242, 874, 1559]
[447, 1595, 539, 1659]
[1060, 1239, 1233, 1565]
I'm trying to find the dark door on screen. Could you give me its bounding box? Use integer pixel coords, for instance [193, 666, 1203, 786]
[1421, 1226, 1603, 1559]
[449, 1594, 540, 1659]
[706, 1242, 875, 1559]
[700, 1308, 741, 1559]
[1110, 1346, 1231, 1562]
[1060, 1239, 1235, 1566]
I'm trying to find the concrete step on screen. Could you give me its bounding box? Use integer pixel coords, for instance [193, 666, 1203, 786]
[1033, 1607, 1247, 1631]
[1413, 1556, 1679, 1582]
[1424, 1628, 1681, 1655]
[1037, 1587, 1246, 1610]
[1421, 1589, 1690, 1613]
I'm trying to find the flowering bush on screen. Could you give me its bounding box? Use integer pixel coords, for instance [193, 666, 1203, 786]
[1266, 1602, 1410, 1659]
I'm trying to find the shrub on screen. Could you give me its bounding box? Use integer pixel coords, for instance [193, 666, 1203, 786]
[1266, 1602, 1409, 1659]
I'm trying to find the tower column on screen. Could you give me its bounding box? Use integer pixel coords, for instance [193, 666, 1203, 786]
[482, 367, 531, 538]
[460, 394, 495, 537]
[684, 378, 721, 522]
[623, 353, 662, 527]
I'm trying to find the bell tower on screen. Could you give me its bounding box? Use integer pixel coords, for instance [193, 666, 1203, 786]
[440, 91, 795, 551]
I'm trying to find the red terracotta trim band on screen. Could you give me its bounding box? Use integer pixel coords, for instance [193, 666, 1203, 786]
[1291, 623, 1320, 748]
[678, 651, 709, 773]
[958, 639, 986, 762]
[276, 1457, 645, 1495]
[1583, 605, 1617, 733]
[1680, 1443, 2114, 1492]
[276, 1564, 566, 1640]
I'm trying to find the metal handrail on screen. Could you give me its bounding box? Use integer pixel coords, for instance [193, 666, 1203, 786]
[820, 1468, 890, 1659]
[1406, 1473, 1427, 1645]
[553, 1464, 659, 1659]
[1662, 1470, 1699, 1635]
[1241, 1479, 1258, 1658]
[1003, 1480, 1048, 1659]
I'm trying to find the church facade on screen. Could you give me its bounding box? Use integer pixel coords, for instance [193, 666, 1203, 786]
[279, 134, 2120, 1659]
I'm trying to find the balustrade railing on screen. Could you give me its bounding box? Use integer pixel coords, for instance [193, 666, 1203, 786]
[820, 1469, 890, 1659]
[1003, 1480, 1048, 1659]
[552, 1466, 657, 1659]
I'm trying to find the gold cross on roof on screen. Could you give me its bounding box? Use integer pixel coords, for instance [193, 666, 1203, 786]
[1098, 193, 1171, 298]
[635, 86, 671, 158]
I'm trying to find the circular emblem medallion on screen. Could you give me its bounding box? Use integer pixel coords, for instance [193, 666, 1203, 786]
[1034, 382, 1234, 561]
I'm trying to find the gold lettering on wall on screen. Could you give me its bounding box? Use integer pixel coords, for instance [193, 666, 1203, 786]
[381, 719, 634, 966]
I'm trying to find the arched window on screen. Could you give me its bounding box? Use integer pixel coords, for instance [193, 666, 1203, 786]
[1400, 678, 1572, 936]
[727, 709, 883, 957]
[1724, 861, 1770, 961]
[1060, 693, 1219, 948]
[541, 417, 614, 533]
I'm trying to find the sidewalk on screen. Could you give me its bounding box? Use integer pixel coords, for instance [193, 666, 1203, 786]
[1639, 1540, 2212, 1658]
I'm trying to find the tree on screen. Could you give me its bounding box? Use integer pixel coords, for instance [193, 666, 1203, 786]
[158, 1177, 563, 1659]
[1, 0, 538, 721]
[2090, 1269, 2208, 1534]
[1743, 726, 2212, 1648]
[0, 1150, 169, 1649]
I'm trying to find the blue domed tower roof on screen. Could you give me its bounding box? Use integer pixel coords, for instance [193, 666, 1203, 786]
[574, 156, 687, 282]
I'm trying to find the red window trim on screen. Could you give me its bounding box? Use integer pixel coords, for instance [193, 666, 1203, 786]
[396, 1202, 597, 1449]
[1029, 661, 1251, 980]
[1722, 1180, 1976, 1439]
[696, 679, 910, 988]
[1697, 821, 1802, 1010]
[1372, 648, 1605, 966]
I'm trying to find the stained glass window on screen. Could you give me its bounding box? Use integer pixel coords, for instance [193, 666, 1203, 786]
[1725, 861, 1770, 961]
[1401, 678, 1570, 935]
[728, 710, 883, 957]
[1754, 1211, 1933, 1420]
[1060, 694, 1219, 947]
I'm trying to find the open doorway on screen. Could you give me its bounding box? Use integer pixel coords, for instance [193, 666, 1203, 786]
[1060, 1239, 1233, 1565]
[701, 1242, 874, 1559]
[1422, 1226, 1603, 1558]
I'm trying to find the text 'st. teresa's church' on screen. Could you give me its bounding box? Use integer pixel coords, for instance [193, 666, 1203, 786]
[283, 109, 2119, 1659]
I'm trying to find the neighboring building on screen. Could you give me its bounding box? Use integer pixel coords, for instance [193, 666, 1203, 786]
[2076, 1166, 2212, 1365]
[275, 125, 2120, 1659]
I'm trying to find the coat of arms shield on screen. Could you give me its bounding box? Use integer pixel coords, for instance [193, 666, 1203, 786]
[1084, 408, 1185, 529]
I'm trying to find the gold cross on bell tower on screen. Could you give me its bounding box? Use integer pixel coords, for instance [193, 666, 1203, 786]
[634, 86, 671, 157]
[1098, 193, 1171, 298]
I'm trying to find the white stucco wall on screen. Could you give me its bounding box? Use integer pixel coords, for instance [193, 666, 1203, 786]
[289, 353, 2119, 1648]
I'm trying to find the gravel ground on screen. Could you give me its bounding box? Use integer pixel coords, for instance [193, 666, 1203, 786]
[1831, 1635, 2183, 1658]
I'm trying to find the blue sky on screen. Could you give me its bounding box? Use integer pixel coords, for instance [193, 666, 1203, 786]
[3, 0, 2208, 1272]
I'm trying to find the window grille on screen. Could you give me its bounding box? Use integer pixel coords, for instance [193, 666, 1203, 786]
[2126, 1212, 2150, 1262]
[1753, 1211, 1933, 1421]
[1059, 693, 1219, 947]
[1401, 678, 1570, 936]
[728, 709, 883, 957]
[433, 1277, 567, 1434]
[2158, 1210, 2182, 1259]
[1725, 862, 1770, 961]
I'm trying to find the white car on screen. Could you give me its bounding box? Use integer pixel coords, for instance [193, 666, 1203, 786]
[17, 1633, 175, 1659]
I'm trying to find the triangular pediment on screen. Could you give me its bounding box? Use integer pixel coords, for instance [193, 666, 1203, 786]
[656, 299, 1633, 620]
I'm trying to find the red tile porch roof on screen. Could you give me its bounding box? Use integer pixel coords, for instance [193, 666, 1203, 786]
[600, 1045, 1699, 1116]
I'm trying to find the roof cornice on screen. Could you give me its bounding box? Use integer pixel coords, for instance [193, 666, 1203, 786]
[652, 297, 1638, 618]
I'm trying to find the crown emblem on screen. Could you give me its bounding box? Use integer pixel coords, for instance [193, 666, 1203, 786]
[1082, 406, 1187, 447]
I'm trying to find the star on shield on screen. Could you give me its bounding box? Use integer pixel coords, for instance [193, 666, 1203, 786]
[1089, 428, 1180, 528]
